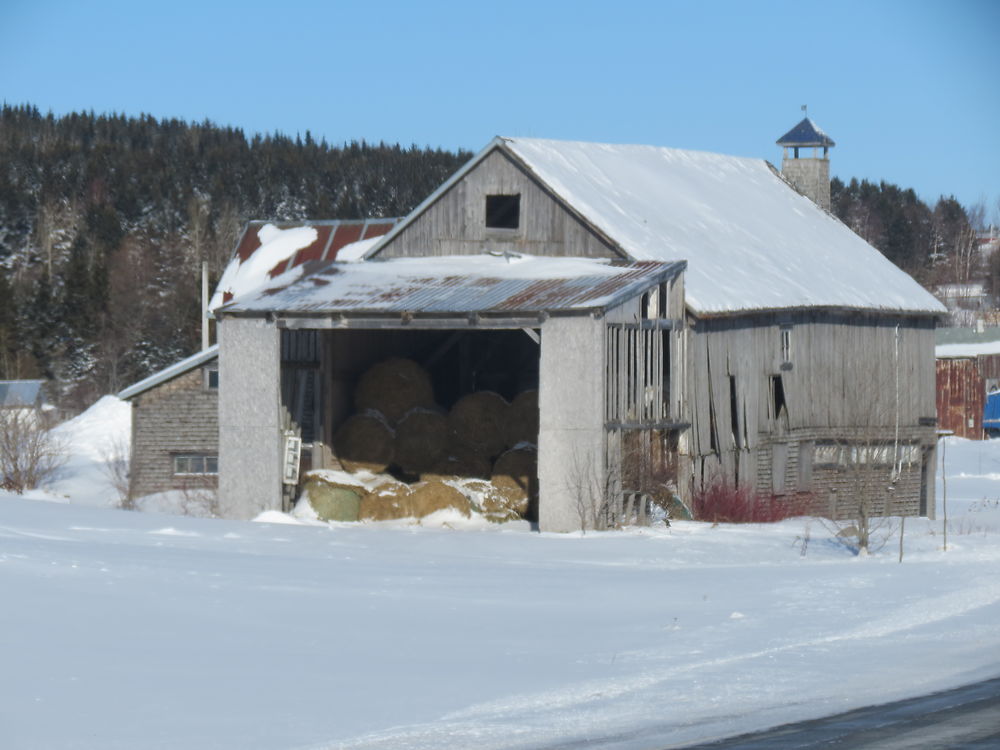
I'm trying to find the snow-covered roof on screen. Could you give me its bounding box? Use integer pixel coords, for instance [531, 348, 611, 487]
[936, 341, 1000, 359]
[208, 219, 398, 313]
[117, 346, 219, 401]
[219, 255, 684, 319]
[368, 137, 942, 317]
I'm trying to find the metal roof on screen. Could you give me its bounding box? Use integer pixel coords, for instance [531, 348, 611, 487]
[219, 256, 685, 320]
[211, 219, 400, 310]
[776, 118, 835, 147]
[0, 380, 46, 408]
[117, 346, 219, 401]
[232, 219, 397, 271]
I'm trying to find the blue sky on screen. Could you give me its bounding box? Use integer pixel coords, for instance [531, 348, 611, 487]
[2, 0, 997, 215]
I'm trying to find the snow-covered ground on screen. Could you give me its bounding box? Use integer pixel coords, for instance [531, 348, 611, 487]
[1, 399, 999, 749]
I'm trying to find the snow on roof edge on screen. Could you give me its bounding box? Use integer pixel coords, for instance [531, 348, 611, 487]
[118, 345, 219, 400]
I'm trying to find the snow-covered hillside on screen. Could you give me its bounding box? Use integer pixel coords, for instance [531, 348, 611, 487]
[1, 399, 999, 749]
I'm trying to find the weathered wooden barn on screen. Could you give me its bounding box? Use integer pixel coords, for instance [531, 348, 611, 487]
[214, 137, 945, 530]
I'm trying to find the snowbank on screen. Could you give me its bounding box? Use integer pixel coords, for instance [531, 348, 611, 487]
[44, 395, 131, 506]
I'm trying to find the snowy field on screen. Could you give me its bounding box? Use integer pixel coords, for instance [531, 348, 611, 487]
[2, 400, 1000, 749]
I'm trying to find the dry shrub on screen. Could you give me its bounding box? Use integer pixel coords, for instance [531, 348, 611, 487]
[359, 481, 413, 521]
[409, 480, 471, 518]
[1, 409, 66, 493]
[506, 390, 539, 447]
[692, 480, 811, 524]
[449, 391, 509, 459]
[394, 408, 449, 473]
[490, 446, 538, 518]
[333, 412, 395, 473]
[354, 358, 435, 425]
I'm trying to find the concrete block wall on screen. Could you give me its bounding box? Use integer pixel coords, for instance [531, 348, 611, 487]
[538, 316, 606, 532]
[218, 317, 282, 519]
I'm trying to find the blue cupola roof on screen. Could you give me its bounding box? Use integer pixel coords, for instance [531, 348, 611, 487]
[776, 117, 835, 148]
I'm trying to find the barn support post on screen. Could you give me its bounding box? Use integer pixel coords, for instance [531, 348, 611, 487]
[538, 316, 606, 532]
[218, 317, 283, 519]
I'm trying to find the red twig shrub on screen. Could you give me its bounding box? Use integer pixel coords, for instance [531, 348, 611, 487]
[692, 480, 812, 523]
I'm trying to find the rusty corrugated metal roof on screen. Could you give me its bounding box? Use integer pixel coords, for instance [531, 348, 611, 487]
[228, 219, 399, 279]
[220, 256, 685, 318]
[211, 218, 400, 311]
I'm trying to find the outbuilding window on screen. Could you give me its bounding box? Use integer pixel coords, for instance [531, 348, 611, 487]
[485, 194, 520, 229]
[174, 454, 218, 475]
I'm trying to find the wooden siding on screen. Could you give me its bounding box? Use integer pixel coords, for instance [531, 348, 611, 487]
[685, 311, 937, 516]
[129, 367, 218, 501]
[374, 149, 622, 260]
[936, 358, 984, 439]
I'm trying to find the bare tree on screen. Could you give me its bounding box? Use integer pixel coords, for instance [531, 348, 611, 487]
[0, 409, 66, 493]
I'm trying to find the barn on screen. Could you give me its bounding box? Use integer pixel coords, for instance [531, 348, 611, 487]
[214, 136, 945, 530]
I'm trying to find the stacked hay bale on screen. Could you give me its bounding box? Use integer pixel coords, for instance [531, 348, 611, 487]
[316, 356, 540, 523]
[490, 444, 538, 520]
[354, 357, 436, 424]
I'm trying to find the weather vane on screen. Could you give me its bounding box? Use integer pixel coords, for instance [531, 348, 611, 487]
[801, 104, 808, 116]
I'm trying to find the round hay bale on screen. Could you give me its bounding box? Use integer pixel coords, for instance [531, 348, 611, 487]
[461, 479, 523, 523]
[506, 390, 539, 447]
[359, 481, 413, 521]
[409, 480, 471, 518]
[333, 412, 395, 473]
[394, 408, 449, 474]
[422, 444, 493, 481]
[300, 474, 364, 522]
[490, 446, 538, 519]
[448, 391, 510, 459]
[354, 357, 435, 425]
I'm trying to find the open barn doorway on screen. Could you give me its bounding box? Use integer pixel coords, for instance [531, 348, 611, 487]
[281, 326, 541, 521]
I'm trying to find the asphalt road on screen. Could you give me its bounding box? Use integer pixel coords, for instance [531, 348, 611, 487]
[676, 676, 1000, 749]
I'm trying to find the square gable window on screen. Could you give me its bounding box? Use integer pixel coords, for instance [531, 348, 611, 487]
[485, 194, 520, 230]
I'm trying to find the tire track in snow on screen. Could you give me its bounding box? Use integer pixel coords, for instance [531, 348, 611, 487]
[322, 578, 1000, 750]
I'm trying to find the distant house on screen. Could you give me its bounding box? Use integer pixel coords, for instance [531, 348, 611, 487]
[214, 132, 944, 529]
[0, 379, 55, 426]
[119, 218, 399, 506]
[935, 327, 1000, 439]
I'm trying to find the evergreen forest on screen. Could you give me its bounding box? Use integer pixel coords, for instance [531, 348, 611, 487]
[0, 104, 985, 411]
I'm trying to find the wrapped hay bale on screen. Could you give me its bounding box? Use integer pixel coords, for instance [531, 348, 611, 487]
[354, 357, 435, 425]
[300, 474, 365, 522]
[505, 390, 539, 447]
[394, 407, 449, 474]
[333, 412, 395, 473]
[490, 446, 538, 518]
[409, 480, 471, 518]
[422, 444, 493, 481]
[448, 391, 510, 459]
[359, 481, 413, 521]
